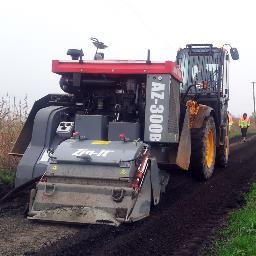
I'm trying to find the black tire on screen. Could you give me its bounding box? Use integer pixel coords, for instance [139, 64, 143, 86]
[217, 127, 229, 168]
[190, 116, 216, 180]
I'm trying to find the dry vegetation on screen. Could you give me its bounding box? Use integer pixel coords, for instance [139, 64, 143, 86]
[0, 95, 28, 171]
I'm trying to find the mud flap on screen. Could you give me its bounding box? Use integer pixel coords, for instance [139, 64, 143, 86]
[176, 110, 191, 170]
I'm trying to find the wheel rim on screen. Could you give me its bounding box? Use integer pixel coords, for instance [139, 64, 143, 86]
[205, 129, 214, 168]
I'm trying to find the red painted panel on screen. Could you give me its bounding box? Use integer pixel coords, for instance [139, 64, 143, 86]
[52, 60, 183, 82]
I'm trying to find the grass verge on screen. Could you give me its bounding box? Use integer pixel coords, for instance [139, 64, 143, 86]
[213, 183, 256, 256]
[0, 170, 15, 185]
[229, 130, 256, 140]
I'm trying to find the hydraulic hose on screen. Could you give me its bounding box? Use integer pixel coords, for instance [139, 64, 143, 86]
[181, 84, 198, 103]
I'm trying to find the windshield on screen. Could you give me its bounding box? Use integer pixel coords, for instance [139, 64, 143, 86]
[178, 51, 222, 92]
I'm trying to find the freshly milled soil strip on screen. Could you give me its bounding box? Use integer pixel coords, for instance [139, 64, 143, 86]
[18, 137, 256, 256]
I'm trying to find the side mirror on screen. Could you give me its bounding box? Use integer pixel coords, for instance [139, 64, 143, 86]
[230, 47, 239, 60]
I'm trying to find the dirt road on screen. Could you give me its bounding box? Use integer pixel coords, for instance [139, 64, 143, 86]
[1, 136, 256, 256]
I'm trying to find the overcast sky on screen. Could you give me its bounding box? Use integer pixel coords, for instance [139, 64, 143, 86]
[0, 0, 255, 116]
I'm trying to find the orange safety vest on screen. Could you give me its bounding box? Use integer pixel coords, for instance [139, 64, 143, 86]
[239, 117, 250, 128]
[228, 113, 233, 126]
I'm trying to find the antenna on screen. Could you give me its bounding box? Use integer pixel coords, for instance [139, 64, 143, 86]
[146, 49, 151, 64]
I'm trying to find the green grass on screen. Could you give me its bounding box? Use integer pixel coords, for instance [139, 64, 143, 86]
[229, 130, 241, 139]
[229, 130, 256, 140]
[0, 170, 15, 185]
[213, 183, 256, 256]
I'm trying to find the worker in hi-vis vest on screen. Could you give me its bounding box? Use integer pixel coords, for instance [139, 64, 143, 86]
[227, 111, 233, 132]
[239, 113, 250, 142]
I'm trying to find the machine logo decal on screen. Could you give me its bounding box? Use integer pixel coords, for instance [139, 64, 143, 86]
[149, 81, 165, 141]
[72, 149, 114, 157]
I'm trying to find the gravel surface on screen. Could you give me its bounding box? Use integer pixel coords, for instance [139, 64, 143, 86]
[1, 136, 256, 256]
[0, 191, 79, 256]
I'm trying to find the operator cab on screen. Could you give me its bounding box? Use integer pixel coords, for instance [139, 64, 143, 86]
[176, 44, 239, 97]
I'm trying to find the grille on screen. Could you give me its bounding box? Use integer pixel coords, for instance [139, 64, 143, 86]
[168, 78, 180, 134]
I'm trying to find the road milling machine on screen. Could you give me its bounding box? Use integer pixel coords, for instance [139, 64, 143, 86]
[10, 42, 239, 225]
